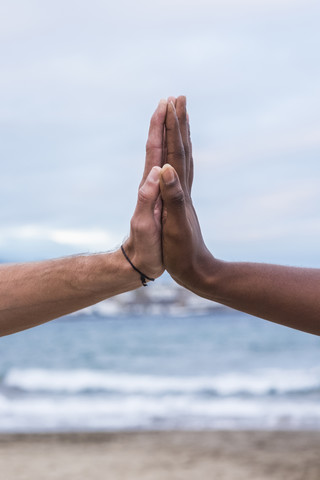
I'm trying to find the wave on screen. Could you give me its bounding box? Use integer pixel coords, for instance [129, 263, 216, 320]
[2, 367, 320, 397]
[1, 368, 320, 433]
[1, 392, 320, 433]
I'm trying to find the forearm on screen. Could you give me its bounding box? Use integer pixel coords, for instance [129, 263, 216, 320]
[192, 258, 320, 335]
[0, 248, 141, 336]
[160, 97, 320, 335]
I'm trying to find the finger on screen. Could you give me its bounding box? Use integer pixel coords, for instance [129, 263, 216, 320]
[167, 96, 176, 106]
[175, 96, 190, 176]
[186, 111, 194, 193]
[165, 101, 187, 190]
[160, 164, 187, 226]
[154, 194, 162, 216]
[140, 99, 167, 188]
[153, 193, 163, 226]
[162, 125, 167, 167]
[136, 166, 161, 217]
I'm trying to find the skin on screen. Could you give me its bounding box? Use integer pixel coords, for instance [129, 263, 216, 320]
[160, 96, 320, 336]
[0, 99, 167, 337]
[2, 96, 319, 338]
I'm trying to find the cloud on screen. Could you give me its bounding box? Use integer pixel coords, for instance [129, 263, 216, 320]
[0, 225, 120, 253]
[0, 0, 319, 267]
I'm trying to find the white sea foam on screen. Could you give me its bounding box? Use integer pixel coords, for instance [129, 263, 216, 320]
[2, 367, 320, 433]
[2, 309, 320, 433]
[0, 392, 320, 433]
[3, 367, 320, 396]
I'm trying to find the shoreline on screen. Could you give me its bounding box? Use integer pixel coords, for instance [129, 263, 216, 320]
[1, 430, 320, 479]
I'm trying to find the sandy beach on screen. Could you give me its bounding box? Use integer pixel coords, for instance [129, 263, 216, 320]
[0, 430, 320, 480]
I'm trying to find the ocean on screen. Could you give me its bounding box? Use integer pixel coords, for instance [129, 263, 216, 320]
[1, 308, 320, 433]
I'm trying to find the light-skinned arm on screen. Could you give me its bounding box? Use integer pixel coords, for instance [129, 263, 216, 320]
[160, 96, 320, 335]
[0, 99, 167, 337]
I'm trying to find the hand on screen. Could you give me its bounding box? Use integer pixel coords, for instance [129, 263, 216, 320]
[123, 99, 167, 281]
[160, 96, 215, 295]
[158, 97, 320, 336]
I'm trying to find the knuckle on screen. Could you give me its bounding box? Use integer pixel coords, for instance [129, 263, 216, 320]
[169, 188, 185, 206]
[138, 186, 151, 203]
[145, 141, 161, 155]
[167, 145, 185, 160]
[133, 218, 148, 235]
[130, 216, 147, 235]
[130, 216, 137, 231]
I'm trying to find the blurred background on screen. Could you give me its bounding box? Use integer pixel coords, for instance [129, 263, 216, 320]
[1, 0, 320, 265]
[0, 0, 320, 434]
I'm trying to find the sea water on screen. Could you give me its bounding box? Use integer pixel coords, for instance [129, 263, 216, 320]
[1, 310, 320, 432]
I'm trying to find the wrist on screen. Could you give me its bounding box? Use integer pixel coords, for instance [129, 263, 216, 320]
[174, 252, 226, 301]
[196, 256, 227, 301]
[96, 248, 143, 295]
[121, 239, 159, 286]
[122, 236, 164, 281]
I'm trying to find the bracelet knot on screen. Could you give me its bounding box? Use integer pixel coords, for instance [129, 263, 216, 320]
[121, 245, 155, 287]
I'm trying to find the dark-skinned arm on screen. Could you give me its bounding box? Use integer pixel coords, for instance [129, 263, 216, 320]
[160, 96, 320, 335]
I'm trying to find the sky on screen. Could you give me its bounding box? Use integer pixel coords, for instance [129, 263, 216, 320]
[0, 0, 319, 267]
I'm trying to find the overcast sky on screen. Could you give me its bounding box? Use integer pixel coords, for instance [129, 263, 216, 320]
[0, 0, 319, 266]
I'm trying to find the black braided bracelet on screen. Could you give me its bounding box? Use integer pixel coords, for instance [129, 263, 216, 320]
[121, 245, 155, 287]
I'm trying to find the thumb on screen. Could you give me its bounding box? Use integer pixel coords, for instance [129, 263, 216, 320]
[136, 166, 161, 215]
[160, 164, 185, 212]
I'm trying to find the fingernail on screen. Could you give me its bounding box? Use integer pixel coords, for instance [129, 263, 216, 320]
[162, 165, 175, 184]
[158, 98, 167, 106]
[149, 166, 161, 182]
